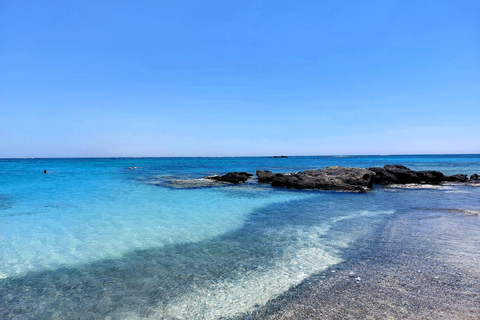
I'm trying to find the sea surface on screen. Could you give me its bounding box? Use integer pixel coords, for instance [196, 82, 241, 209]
[0, 155, 479, 319]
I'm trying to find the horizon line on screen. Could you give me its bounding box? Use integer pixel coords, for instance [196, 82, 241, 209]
[1, 153, 479, 160]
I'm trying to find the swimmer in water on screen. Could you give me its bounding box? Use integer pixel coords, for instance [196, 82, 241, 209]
[44, 170, 47, 174]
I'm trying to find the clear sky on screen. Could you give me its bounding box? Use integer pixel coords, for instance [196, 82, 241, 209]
[1, 0, 479, 157]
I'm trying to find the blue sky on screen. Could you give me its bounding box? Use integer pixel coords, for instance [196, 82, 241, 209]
[1, 0, 479, 157]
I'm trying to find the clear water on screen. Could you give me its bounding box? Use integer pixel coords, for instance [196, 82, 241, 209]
[0, 155, 479, 319]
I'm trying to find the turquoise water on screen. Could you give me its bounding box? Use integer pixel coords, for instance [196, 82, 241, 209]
[0, 155, 479, 319]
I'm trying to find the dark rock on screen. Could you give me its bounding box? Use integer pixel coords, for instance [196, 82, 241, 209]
[417, 171, 444, 184]
[324, 166, 376, 189]
[443, 174, 469, 182]
[263, 166, 375, 193]
[207, 172, 253, 184]
[384, 164, 421, 184]
[370, 165, 444, 185]
[256, 170, 276, 183]
[469, 174, 480, 184]
[368, 167, 400, 184]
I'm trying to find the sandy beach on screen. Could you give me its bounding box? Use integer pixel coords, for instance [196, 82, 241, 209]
[241, 209, 480, 319]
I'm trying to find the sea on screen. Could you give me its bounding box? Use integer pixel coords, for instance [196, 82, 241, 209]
[0, 155, 479, 319]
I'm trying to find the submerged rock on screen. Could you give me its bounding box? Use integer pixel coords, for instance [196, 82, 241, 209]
[207, 172, 254, 184]
[168, 178, 220, 188]
[257, 166, 375, 193]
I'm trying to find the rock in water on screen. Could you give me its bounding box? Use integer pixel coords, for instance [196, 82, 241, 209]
[370, 164, 471, 185]
[256, 170, 276, 183]
[324, 166, 375, 188]
[258, 167, 375, 193]
[469, 174, 480, 184]
[371, 165, 443, 185]
[417, 170, 444, 184]
[206, 172, 253, 184]
[368, 167, 400, 184]
[444, 174, 469, 182]
[384, 164, 421, 183]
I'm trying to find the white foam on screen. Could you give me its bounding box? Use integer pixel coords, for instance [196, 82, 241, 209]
[445, 190, 471, 194]
[453, 209, 480, 216]
[386, 184, 456, 190]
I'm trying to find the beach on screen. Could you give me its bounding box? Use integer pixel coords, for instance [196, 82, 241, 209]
[241, 208, 480, 319]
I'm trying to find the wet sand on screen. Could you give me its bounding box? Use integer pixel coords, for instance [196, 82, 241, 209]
[239, 209, 480, 319]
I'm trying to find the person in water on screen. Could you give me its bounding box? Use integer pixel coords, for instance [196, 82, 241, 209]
[44, 170, 47, 174]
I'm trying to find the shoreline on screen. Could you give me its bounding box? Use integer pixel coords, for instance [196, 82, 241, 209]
[239, 208, 480, 319]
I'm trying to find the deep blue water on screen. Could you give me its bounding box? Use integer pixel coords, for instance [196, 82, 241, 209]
[0, 155, 479, 319]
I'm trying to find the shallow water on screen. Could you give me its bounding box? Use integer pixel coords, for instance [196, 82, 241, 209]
[0, 155, 479, 319]
[243, 200, 480, 320]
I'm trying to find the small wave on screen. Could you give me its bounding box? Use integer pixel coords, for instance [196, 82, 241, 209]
[461, 209, 480, 216]
[445, 190, 471, 194]
[385, 184, 456, 190]
[445, 208, 480, 216]
[417, 207, 480, 217]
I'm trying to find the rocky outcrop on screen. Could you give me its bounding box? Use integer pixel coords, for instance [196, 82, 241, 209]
[369, 165, 445, 185]
[416, 170, 445, 184]
[383, 164, 421, 184]
[257, 167, 375, 193]
[369, 167, 400, 184]
[469, 174, 480, 184]
[256, 170, 277, 183]
[206, 165, 479, 191]
[444, 174, 469, 182]
[207, 172, 253, 184]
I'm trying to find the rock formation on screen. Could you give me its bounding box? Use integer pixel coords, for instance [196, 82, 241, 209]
[204, 165, 479, 192]
[257, 166, 375, 193]
[443, 174, 469, 182]
[369, 165, 445, 185]
[469, 174, 480, 184]
[206, 172, 253, 184]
